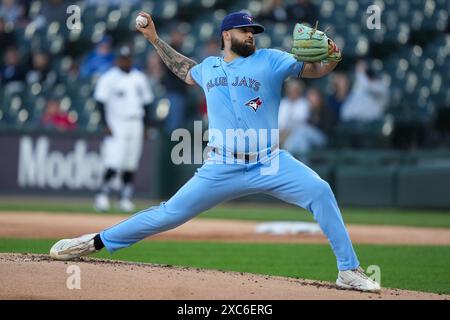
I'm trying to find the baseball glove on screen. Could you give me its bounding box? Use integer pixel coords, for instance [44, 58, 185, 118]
[291, 22, 342, 63]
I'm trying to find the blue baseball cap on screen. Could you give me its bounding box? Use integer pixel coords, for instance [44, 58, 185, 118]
[220, 12, 265, 34]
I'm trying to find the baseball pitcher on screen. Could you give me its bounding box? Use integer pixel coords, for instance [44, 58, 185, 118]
[50, 12, 380, 292]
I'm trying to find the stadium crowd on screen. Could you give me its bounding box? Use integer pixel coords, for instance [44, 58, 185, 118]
[1, 0, 449, 153]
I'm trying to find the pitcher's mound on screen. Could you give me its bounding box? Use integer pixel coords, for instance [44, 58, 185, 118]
[0, 254, 446, 300]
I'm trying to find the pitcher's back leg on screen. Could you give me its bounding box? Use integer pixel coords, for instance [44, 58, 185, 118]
[100, 163, 249, 252]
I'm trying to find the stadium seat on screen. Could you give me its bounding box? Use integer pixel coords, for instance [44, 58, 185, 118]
[319, 0, 335, 19]
[50, 83, 67, 98]
[58, 96, 72, 113]
[0, 0, 448, 144]
[344, 0, 358, 19]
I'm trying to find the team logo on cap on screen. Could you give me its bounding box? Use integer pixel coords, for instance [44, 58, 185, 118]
[243, 14, 253, 22]
[245, 96, 263, 112]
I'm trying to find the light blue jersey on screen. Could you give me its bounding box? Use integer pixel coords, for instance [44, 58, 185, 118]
[190, 49, 304, 153]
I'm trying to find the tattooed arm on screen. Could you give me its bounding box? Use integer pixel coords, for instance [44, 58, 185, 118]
[153, 38, 197, 85]
[136, 12, 197, 86]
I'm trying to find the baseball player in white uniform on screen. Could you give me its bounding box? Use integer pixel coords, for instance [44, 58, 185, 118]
[94, 45, 154, 212]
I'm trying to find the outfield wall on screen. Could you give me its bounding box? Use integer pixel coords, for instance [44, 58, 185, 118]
[1, 130, 450, 208]
[308, 149, 450, 208]
[0, 131, 160, 198]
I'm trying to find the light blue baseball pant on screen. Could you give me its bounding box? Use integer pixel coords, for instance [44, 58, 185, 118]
[100, 150, 359, 271]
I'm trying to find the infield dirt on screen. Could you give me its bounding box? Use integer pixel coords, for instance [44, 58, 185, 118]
[1, 212, 449, 245]
[0, 254, 448, 300]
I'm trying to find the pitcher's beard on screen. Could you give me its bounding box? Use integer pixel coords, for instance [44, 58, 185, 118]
[231, 38, 255, 57]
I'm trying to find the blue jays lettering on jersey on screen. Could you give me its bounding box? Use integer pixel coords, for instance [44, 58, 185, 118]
[190, 49, 304, 153]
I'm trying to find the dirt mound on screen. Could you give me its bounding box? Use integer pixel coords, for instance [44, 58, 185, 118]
[0, 254, 447, 300]
[1, 212, 450, 245]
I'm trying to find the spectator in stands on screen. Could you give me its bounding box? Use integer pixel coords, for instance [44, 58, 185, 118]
[18, 0, 31, 18]
[0, 46, 26, 85]
[192, 40, 217, 123]
[41, 98, 77, 131]
[198, 38, 221, 61]
[0, 0, 21, 25]
[258, 0, 288, 23]
[26, 52, 57, 88]
[80, 35, 115, 78]
[15, 0, 31, 26]
[340, 60, 389, 122]
[287, 0, 319, 26]
[280, 82, 331, 157]
[327, 72, 350, 120]
[143, 50, 165, 128]
[0, 16, 15, 53]
[197, 95, 208, 123]
[307, 87, 334, 144]
[160, 26, 189, 133]
[145, 50, 164, 89]
[66, 60, 80, 82]
[278, 79, 310, 148]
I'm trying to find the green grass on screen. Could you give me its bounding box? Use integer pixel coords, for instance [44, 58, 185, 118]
[1, 238, 449, 295]
[202, 205, 450, 228]
[1, 198, 450, 228]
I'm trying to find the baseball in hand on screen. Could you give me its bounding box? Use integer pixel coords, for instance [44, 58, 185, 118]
[136, 15, 148, 28]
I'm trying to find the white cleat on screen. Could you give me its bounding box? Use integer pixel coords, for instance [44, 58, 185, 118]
[336, 267, 381, 293]
[94, 194, 110, 212]
[49, 233, 99, 261]
[118, 198, 135, 212]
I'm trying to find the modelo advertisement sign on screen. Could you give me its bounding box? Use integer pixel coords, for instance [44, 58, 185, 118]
[0, 132, 159, 196]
